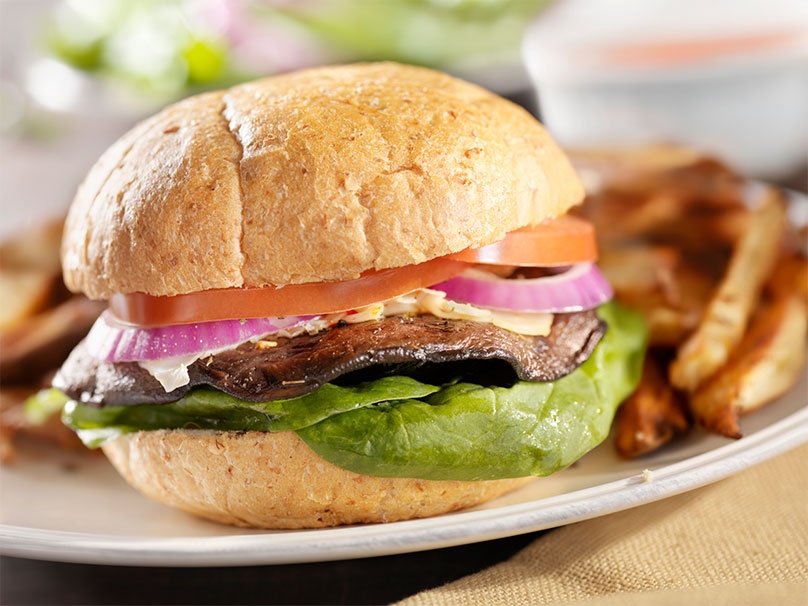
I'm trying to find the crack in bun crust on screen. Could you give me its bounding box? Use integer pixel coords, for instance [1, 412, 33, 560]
[61, 62, 584, 299]
[102, 430, 534, 529]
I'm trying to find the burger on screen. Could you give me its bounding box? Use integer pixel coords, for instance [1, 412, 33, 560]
[44, 62, 646, 529]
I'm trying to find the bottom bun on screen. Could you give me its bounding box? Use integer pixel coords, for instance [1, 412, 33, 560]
[102, 429, 534, 529]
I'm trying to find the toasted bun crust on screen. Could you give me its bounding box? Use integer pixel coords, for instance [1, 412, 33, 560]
[62, 62, 584, 299]
[101, 430, 533, 529]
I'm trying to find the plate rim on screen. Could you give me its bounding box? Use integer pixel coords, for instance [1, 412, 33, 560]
[2, 184, 805, 567]
[2, 403, 806, 567]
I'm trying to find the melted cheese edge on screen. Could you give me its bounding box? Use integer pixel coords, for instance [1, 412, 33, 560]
[139, 289, 554, 393]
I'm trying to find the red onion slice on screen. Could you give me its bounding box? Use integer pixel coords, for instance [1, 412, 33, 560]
[430, 264, 613, 314]
[84, 312, 311, 363]
[84, 263, 611, 363]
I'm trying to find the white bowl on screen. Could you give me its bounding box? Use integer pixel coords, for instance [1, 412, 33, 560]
[522, 0, 808, 180]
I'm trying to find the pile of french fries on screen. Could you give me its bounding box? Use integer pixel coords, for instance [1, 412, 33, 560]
[0, 219, 105, 461]
[571, 147, 808, 457]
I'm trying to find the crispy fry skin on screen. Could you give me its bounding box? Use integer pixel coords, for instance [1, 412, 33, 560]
[669, 188, 788, 393]
[615, 354, 690, 458]
[0, 271, 61, 331]
[766, 249, 808, 308]
[576, 148, 804, 455]
[0, 217, 105, 461]
[572, 151, 748, 251]
[0, 388, 88, 463]
[0, 218, 63, 273]
[0, 296, 106, 384]
[690, 293, 807, 438]
[598, 245, 714, 347]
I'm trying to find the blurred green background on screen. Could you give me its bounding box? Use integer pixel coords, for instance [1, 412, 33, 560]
[0, 0, 551, 238]
[42, 0, 550, 102]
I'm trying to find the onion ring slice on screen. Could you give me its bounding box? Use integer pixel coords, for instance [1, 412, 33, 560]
[431, 263, 613, 313]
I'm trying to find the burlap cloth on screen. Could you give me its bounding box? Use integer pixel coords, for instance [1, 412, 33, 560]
[396, 441, 808, 606]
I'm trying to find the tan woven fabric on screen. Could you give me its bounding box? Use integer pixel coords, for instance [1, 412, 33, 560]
[397, 442, 808, 605]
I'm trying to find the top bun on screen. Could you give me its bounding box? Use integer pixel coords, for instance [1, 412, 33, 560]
[62, 62, 584, 300]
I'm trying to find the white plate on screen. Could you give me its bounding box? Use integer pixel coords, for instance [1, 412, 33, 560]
[2, 183, 806, 567]
[1, 372, 805, 567]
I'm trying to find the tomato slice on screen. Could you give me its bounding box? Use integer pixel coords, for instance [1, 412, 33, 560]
[449, 216, 597, 267]
[109, 217, 596, 326]
[109, 257, 468, 327]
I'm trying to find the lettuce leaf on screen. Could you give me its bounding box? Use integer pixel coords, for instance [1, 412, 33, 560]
[298, 301, 646, 480]
[61, 302, 646, 480]
[61, 376, 440, 449]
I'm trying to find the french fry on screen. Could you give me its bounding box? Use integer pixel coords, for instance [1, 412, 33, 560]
[598, 245, 680, 293]
[0, 387, 88, 463]
[669, 187, 787, 392]
[797, 224, 808, 257]
[615, 354, 690, 458]
[568, 146, 739, 202]
[576, 147, 804, 454]
[599, 245, 714, 347]
[569, 144, 704, 178]
[0, 216, 105, 461]
[765, 249, 808, 308]
[0, 216, 66, 331]
[0, 270, 59, 331]
[573, 149, 748, 251]
[0, 296, 106, 384]
[690, 293, 807, 438]
[0, 218, 63, 273]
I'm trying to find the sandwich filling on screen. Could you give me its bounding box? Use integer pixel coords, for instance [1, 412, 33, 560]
[54, 308, 605, 406]
[43, 300, 646, 481]
[38, 219, 647, 481]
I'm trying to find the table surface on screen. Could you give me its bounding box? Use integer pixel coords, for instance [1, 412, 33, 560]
[1, 532, 540, 605]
